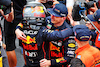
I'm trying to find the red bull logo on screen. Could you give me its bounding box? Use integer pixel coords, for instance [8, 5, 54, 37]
[31, 6, 44, 13]
[34, 13, 45, 18]
[50, 42, 60, 52]
[22, 36, 36, 44]
[23, 6, 45, 18]
[32, 6, 45, 18]
[56, 57, 66, 63]
[51, 51, 63, 57]
[22, 43, 38, 50]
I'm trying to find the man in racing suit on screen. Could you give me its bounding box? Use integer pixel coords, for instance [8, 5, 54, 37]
[40, 4, 75, 67]
[15, 3, 73, 67]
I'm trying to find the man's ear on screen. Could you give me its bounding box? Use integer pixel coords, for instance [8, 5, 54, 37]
[74, 37, 77, 41]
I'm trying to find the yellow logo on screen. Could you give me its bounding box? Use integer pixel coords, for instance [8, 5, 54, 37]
[68, 43, 75, 48]
[50, 42, 60, 52]
[56, 57, 65, 63]
[22, 36, 36, 44]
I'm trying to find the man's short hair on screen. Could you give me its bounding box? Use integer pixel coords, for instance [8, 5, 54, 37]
[70, 58, 86, 67]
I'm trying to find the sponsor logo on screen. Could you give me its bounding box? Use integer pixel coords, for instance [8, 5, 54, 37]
[54, 8, 60, 13]
[34, 13, 45, 18]
[31, 6, 44, 13]
[68, 39, 76, 43]
[51, 41, 62, 46]
[22, 36, 36, 44]
[68, 43, 75, 48]
[22, 43, 38, 50]
[23, 30, 38, 35]
[50, 42, 60, 52]
[30, 25, 41, 30]
[56, 57, 67, 63]
[67, 51, 75, 55]
[51, 51, 63, 57]
[25, 50, 38, 57]
[77, 55, 81, 59]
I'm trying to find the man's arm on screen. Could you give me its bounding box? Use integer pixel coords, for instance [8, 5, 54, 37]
[40, 43, 72, 67]
[42, 27, 73, 41]
[15, 23, 26, 40]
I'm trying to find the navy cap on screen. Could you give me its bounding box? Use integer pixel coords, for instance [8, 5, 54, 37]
[73, 25, 91, 41]
[87, 9, 100, 22]
[47, 3, 68, 17]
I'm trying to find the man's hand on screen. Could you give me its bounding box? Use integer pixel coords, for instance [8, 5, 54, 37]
[85, 22, 95, 30]
[88, 2, 98, 14]
[40, 59, 51, 67]
[53, 0, 59, 6]
[68, 14, 80, 26]
[15, 29, 27, 40]
[0, 2, 14, 22]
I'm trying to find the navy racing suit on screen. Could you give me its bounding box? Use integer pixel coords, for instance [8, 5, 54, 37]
[42, 17, 76, 67]
[16, 20, 73, 67]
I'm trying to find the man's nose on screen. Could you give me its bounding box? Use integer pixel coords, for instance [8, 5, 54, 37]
[51, 15, 54, 19]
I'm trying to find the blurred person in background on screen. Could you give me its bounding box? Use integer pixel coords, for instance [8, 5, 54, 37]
[86, 9, 100, 50]
[73, 25, 100, 67]
[0, 0, 14, 67]
[4, 0, 26, 67]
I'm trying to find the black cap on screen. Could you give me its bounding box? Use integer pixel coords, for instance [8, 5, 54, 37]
[0, 0, 11, 6]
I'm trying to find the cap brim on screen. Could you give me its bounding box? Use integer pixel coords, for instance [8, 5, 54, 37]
[73, 25, 88, 32]
[47, 8, 61, 17]
[87, 15, 96, 22]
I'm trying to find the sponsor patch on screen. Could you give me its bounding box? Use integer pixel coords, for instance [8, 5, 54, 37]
[56, 57, 65, 63]
[98, 34, 100, 41]
[68, 43, 75, 48]
[77, 55, 81, 59]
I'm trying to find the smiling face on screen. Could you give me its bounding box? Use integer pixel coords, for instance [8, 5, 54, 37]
[50, 14, 65, 27]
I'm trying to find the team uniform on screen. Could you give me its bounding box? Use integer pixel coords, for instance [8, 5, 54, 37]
[44, 17, 75, 67]
[75, 43, 100, 67]
[16, 4, 73, 66]
[16, 22, 73, 67]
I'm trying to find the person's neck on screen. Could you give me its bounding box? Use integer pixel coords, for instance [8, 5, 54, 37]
[77, 41, 89, 48]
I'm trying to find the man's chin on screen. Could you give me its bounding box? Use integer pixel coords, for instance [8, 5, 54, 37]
[51, 20, 55, 23]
